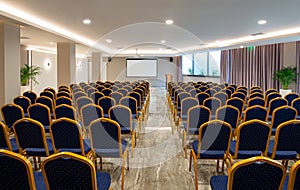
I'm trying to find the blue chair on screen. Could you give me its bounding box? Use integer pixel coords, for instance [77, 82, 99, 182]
[189, 120, 232, 190]
[80, 104, 104, 133]
[231, 92, 246, 102]
[292, 97, 300, 119]
[23, 90, 37, 104]
[265, 92, 281, 107]
[284, 92, 300, 106]
[214, 92, 228, 106]
[117, 88, 129, 97]
[204, 88, 217, 96]
[189, 89, 198, 97]
[56, 91, 71, 99]
[270, 106, 297, 134]
[265, 88, 278, 97]
[1, 104, 24, 130]
[13, 118, 54, 169]
[129, 92, 144, 119]
[249, 92, 264, 99]
[50, 118, 91, 156]
[216, 105, 239, 130]
[177, 97, 199, 126]
[229, 119, 271, 162]
[41, 152, 111, 190]
[40, 91, 55, 102]
[101, 88, 112, 96]
[111, 91, 123, 105]
[28, 103, 52, 133]
[55, 96, 72, 106]
[243, 105, 268, 122]
[90, 91, 105, 104]
[89, 118, 128, 190]
[98, 96, 116, 118]
[268, 120, 300, 166]
[247, 97, 265, 107]
[267, 98, 288, 120]
[175, 92, 191, 118]
[43, 87, 56, 98]
[109, 105, 137, 155]
[120, 96, 141, 121]
[182, 105, 210, 158]
[36, 96, 54, 115]
[0, 122, 18, 152]
[13, 96, 31, 117]
[76, 97, 93, 115]
[73, 91, 87, 102]
[203, 97, 221, 119]
[210, 156, 286, 190]
[54, 104, 76, 120]
[0, 149, 46, 190]
[195, 92, 210, 105]
[284, 159, 300, 190]
[87, 88, 97, 97]
[226, 97, 244, 119]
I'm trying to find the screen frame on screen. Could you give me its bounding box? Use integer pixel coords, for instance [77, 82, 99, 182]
[126, 58, 158, 78]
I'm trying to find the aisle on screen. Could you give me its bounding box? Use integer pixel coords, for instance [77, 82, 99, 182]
[107, 87, 218, 190]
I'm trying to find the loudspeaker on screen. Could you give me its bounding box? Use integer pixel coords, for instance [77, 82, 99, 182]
[169, 57, 173, 62]
[108, 57, 112, 62]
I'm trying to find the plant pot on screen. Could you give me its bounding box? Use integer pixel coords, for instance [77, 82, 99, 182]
[279, 89, 292, 97]
[20, 85, 31, 95]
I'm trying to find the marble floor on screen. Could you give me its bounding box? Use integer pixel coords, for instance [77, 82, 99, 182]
[101, 87, 225, 190]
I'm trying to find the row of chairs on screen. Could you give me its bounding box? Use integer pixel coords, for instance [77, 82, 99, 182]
[0, 150, 112, 190]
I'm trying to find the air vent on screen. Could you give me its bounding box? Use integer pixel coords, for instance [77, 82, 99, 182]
[251, 32, 263, 36]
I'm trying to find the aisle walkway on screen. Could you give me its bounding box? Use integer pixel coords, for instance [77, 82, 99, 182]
[106, 87, 221, 190]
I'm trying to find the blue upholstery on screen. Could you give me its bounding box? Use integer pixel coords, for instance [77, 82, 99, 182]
[99, 97, 115, 115]
[10, 138, 19, 152]
[54, 105, 75, 120]
[216, 106, 239, 129]
[36, 97, 54, 113]
[55, 97, 72, 106]
[244, 106, 267, 122]
[23, 91, 37, 104]
[227, 98, 244, 117]
[120, 97, 137, 115]
[268, 98, 288, 120]
[109, 106, 133, 134]
[1, 104, 24, 129]
[28, 104, 51, 128]
[192, 141, 225, 158]
[34, 172, 46, 190]
[81, 104, 103, 129]
[266, 93, 281, 106]
[285, 94, 299, 106]
[204, 98, 221, 116]
[101, 89, 112, 96]
[90, 92, 104, 104]
[186, 106, 210, 135]
[14, 96, 30, 114]
[26, 139, 54, 156]
[214, 93, 227, 106]
[177, 93, 191, 111]
[180, 98, 198, 120]
[268, 141, 298, 160]
[77, 98, 93, 113]
[111, 92, 123, 104]
[230, 141, 262, 158]
[96, 172, 112, 190]
[210, 176, 227, 190]
[248, 98, 265, 107]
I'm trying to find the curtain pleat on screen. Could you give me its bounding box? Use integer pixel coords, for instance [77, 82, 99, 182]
[296, 41, 300, 93]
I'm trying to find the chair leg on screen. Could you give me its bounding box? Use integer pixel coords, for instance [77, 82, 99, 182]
[183, 131, 187, 159]
[131, 133, 135, 157]
[216, 160, 220, 172]
[100, 157, 103, 170]
[33, 157, 38, 170]
[222, 159, 225, 172]
[192, 151, 199, 190]
[189, 150, 193, 171]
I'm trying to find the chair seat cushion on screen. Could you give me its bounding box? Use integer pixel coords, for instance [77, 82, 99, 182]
[96, 172, 111, 190]
[121, 123, 135, 134]
[59, 139, 91, 155]
[210, 176, 228, 190]
[268, 140, 298, 159]
[296, 115, 300, 120]
[94, 140, 128, 157]
[34, 172, 46, 190]
[192, 140, 225, 159]
[229, 141, 263, 159]
[10, 138, 19, 152]
[26, 139, 54, 156]
[183, 123, 199, 135]
[104, 114, 109, 118]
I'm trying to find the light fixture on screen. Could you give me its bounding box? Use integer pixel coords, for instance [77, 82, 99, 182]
[105, 39, 112, 43]
[49, 42, 55, 45]
[161, 40, 166, 44]
[165, 19, 173, 25]
[240, 46, 244, 48]
[83, 18, 91, 25]
[258, 20, 267, 25]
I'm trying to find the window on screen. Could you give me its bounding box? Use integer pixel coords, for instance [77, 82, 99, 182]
[182, 50, 221, 77]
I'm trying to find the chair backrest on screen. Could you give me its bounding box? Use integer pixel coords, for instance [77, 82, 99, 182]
[98, 96, 116, 115]
[23, 91, 37, 104]
[216, 105, 239, 129]
[198, 86, 208, 92]
[233, 119, 271, 158]
[101, 88, 112, 96]
[110, 92, 123, 105]
[89, 118, 122, 156]
[109, 105, 132, 132]
[197, 120, 232, 156]
[117, 88, 129, 96]
[90, 92, 105, 104]
[227, 156, 285, 190]
[129, 92, 141, 107]
[81, 104, 104, 128]
[76, 97, 93, 113]
[271, 106, 297, 129]
[13, 96, 31, 114]
[44, 87, 56, 97]
[186, 105, 210, 133]
[249, 92, 264, 99]
[54, 104, 76, 120]
[55, 97, 72, 106]
[1, 104, 24, 128]
[271, 120, 300, 158]
[180, 97, 199, 118]
[247, 97, 265, 107]
[0, 122, 12, 150]
[13, 118, 50, 156]
[243, 105, 267, 122]
[73, 92, 87, 101]
[28, 103, 51, 126]
[285, 92, 300, 106]
[0, 150, 37, 190]
[120, 96, 137, 115]
[40, 91, 55, 102]
[195, 92, 210, 105]
[265, 92, 281, 107]
[41, 152, 99, 190]
[56, 91, 71, 99]
[265, 88, 278, 97]
[203, 97, 221, 115]
[36, 96, 54, 113]
[204, 89, 217, 96]
[50, 118, 85, 155]
[214, 92, 228, 106]
[268, 98, 288, 116]
[226, 97, 244, 117]
[288, 160, 300, 190]
[231, 92, 246, 102]
[189, 89, 198, 97]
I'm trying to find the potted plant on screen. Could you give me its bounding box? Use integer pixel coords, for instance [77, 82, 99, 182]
[20, 64, 41, 93]
[274, 66, 297, 96]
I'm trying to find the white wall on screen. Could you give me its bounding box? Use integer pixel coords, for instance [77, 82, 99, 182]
[106, 57, 177, 87]
[183, 76, 220, 83]
[31, 51, 57, 94]
[76, 58, 89, 83]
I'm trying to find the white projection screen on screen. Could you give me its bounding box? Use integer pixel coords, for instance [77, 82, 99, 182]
[126, 59, 158, 77]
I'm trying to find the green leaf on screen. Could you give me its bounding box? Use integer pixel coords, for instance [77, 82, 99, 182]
[274, 67, 298, 90]
[20, 64, 42, 86]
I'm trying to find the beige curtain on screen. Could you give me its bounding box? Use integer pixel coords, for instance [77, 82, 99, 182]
[296, 41, 300, 92]
[176, 56, 183, 82]
[220, 50, 229, 83]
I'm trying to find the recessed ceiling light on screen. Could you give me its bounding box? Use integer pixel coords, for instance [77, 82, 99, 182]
[159, 48, 163, 51]
[49, 42, 55, 45]
[240, 46, 244, 48]
[83, 18, 91, 25]
[105, 39, 112, 43]
[258, 20, 267, 25]
[165, 19, 173, 25]
[161, 40, 166, 44]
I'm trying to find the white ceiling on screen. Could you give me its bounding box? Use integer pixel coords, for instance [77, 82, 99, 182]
[1, 0, 300, 56]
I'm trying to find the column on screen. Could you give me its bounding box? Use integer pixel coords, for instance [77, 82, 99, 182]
[91, 52, 103, 82]
[0, 21, 20, 107]
[57, 42, 76, 86]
